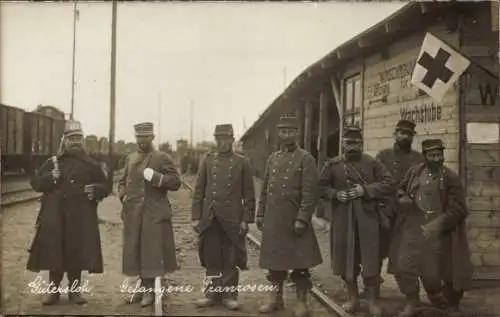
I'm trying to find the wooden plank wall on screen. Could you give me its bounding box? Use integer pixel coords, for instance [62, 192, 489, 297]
[461, 3, 500, 276]
[359, 23, 460, 171]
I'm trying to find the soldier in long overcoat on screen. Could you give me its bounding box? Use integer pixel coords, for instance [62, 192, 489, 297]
[391, 139, 473, 317]
[367, 120, 424, 298]
[256, 113, 322, 317]
[191, 124, 255, 310]
[319, 126, 395, 317]
[27, 120, 109, 305]
[118, 122, 181, 307]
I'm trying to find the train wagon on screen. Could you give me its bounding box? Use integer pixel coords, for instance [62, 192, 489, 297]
[0, 104, 26, 173]
[85, 135, 100, 155]
[25, 109, 66, 174]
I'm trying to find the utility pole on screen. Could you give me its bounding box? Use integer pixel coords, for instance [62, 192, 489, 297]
[70, 0, 78, 120]
[107, 0, 118, 191]
[282, 66, 287, 89]
[190, 99, 194, 147]
[158, 92, 162, 147]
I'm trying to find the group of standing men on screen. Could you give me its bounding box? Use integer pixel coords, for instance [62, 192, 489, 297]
[190, 113, 472, 317]
[26, 113, 472, 317]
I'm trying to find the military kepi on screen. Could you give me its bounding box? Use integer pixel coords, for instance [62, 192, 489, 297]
[214, 124, 234, 136]
[64, 120, 83, 137]
[395, 119, 416, 134]
[134, 122, 154, 136]
[277, 113, 298, 129]
[422, 138, 445, 151]
[343, 125, 362, 140]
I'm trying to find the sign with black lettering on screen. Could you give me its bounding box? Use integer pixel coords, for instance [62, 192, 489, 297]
[400, 103, 443, 123]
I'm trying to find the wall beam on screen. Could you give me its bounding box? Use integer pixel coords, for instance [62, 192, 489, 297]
[303, 101, 313, 152]
[330, 75, 343, 156]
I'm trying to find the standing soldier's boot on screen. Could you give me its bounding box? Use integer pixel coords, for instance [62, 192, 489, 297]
[293, 281, 310, 317]
[341, 282, 359, 313]
[68, 271, 87, 305]
[367, 281, 383, 316]
[259, 280, 284, 313]
[141, 278, 155, 307]
[427, 291, 448, 310]
[128, 279, 144, 304]
[42, 271, 63, 305]
[398, 294, 420, 317]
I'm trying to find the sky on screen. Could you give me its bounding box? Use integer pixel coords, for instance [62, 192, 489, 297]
[0, 1, 404, 148]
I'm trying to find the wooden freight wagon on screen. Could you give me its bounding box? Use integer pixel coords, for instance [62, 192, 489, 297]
[85, 135, 100, 155]
[0, 104, 25, 174]
[24, 111, 65, 173]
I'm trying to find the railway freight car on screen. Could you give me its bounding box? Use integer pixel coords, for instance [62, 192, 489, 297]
[0, 104, 66, 176]
[0, 104, 25, 174]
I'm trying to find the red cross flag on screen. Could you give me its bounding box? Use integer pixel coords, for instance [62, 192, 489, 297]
[411, 32, 471, 102]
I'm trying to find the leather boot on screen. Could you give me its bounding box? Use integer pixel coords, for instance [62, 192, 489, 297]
[140, 278, 154, 307]
[222, 298, 240, 310]
[259, 280, 284, 313]
[398, 295, 420, 317]
[341, 282, 359, 313]
[367, 285, 383, 316]
[141, 292, 154, 307]
[42, 272, 62, 305]
[68, 272, 87, 305]
[293, 284, 309, 317]
[427, 292, 448, 310]
[360, 275, 383, 299]
[195, 296, 219, 308]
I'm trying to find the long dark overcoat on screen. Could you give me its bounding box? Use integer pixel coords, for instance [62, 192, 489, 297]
[27, 152, 109, 273]
[319, 154, 395, 280]
[191, 152, 256, 270]
[375, 146, 424, 264]
[257, 147, 323, 271]
[118, 150, 181, 278]
[389, 163, 473, 291]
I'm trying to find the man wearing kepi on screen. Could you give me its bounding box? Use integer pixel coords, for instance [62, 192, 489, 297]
[257, 113, 322, 317]
[27, 120, 109, 305]
[369, 120, 423, 297]
[118, 122, 181, 307]
[318, 126, 395, 317]
[393, 139, 472, 317]
[191, 124, 255, 311]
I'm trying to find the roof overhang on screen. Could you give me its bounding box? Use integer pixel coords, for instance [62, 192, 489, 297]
[240, 2, 458, 142]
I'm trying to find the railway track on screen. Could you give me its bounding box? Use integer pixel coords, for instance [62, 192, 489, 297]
[1, 170, 125, 209]
[1, 188, 42, 208]
[179, 174, 353, 317]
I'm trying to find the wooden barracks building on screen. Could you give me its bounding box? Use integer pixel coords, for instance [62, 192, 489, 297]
[240, 1, 499, 279]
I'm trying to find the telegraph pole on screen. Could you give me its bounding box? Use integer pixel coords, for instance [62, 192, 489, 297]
[70, 0, 78, 120]
[107, 0, 118, 190]
[158, 92, 162, 147]
[282, 66, 287, 89]
[189, 100, 194, 147]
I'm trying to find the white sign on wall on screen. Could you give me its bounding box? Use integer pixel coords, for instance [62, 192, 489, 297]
[466, 122, 500, 144]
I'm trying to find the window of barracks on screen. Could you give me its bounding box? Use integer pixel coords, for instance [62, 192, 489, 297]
[343, 74, 362, 128]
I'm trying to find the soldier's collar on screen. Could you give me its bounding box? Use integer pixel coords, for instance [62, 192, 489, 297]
[216, 150, 233, 157]
[280, 144, 298, 153]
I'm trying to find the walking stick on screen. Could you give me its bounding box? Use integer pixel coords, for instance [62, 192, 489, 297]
[154, 276, 163, 316]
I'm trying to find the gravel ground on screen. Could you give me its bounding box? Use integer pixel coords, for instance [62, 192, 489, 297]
[184, 173, 500, 317]
[1, 179, 331, 316]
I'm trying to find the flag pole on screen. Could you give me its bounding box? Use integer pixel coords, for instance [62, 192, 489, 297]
[107, 0, 118, 191]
